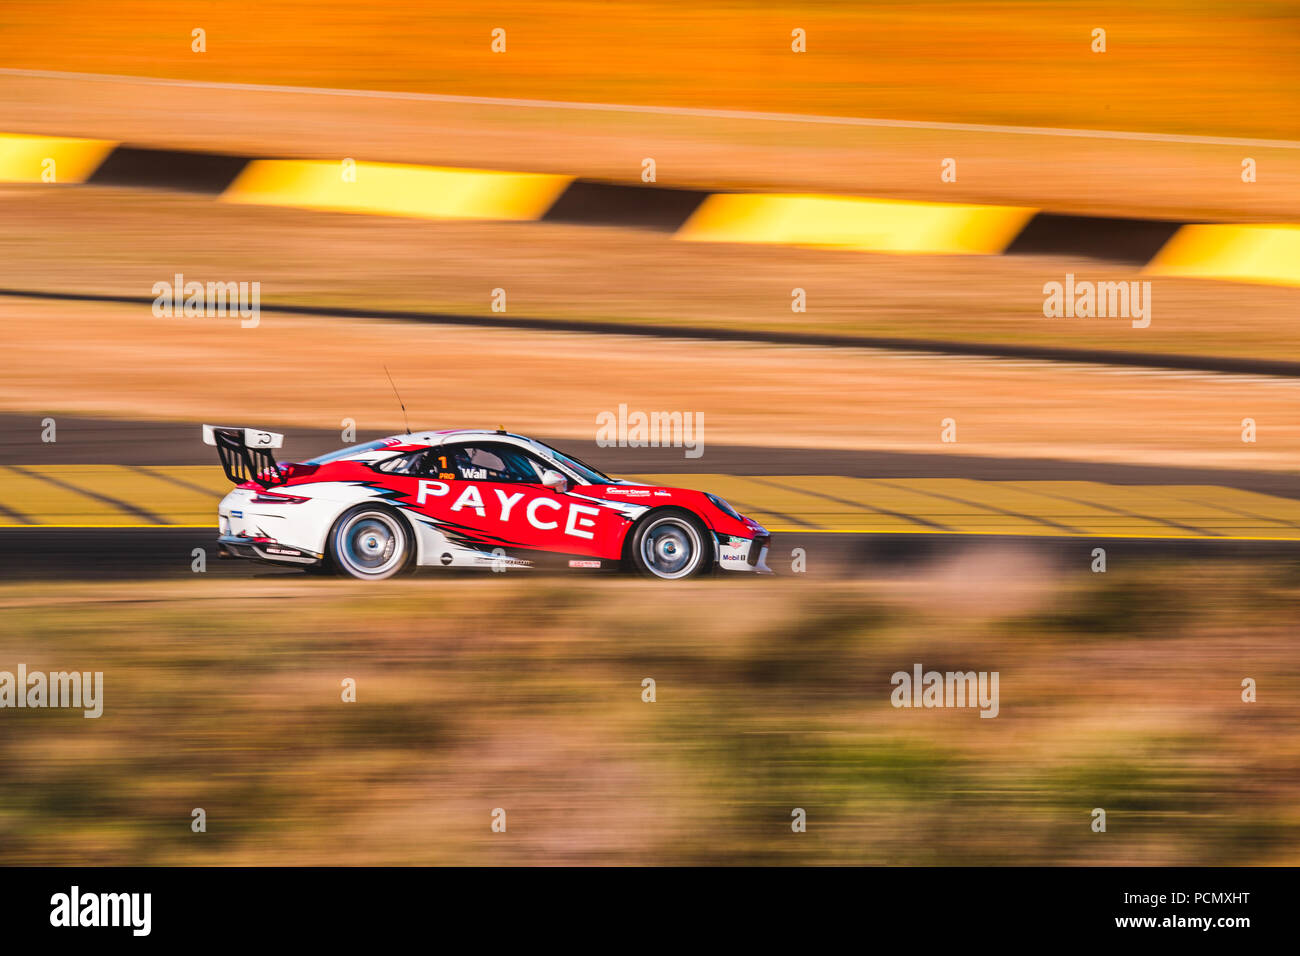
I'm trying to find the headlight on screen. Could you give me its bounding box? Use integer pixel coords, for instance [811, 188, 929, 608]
[705, 493, 743, 521]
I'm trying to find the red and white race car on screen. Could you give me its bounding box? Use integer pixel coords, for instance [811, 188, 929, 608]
[204, 425, 772, 580]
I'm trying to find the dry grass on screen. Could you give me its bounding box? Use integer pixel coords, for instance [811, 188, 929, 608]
[0, 561, 1297, 864]
[3, 186, 1300, 359]
[2, 295, 1299, 472]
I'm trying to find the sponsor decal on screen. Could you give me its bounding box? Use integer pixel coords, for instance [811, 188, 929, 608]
[474, 554, 531, 569]
[718, 536, 753, 564]
[417, 480, 451, 503]
[417, 480, 604, 541]
[568, 559, 601, 568]
[230, 510, 243, 518]
[264, 546, 301, 556]
[439, 552, 454, 566]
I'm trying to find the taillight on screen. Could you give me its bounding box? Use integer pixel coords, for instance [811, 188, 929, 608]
[276, 462, 318, 480]
[249, 490, 310, 504]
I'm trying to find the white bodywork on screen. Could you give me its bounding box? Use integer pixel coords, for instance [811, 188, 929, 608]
[213, 427, 771, 574]
[218, 430, 650, 569]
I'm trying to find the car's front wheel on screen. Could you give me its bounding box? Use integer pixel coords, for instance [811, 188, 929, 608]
[328, 505, 414, 580]
[628, 508, 711, 580]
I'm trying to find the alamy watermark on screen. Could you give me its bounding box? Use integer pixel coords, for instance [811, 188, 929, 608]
[50, 886, 150, 936]
[596, 403, 704, 459]
[1043, 273, 1151, 328]
[891, 663, 999, 718]
[0, 665, 103, 718]
[152, 273, 261, 328]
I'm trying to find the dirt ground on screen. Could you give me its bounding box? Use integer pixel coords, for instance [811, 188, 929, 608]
[2, 186, 1298, 361]
[1, 568, 1297, 864]
[2, 296, 1297, 472]
[3, 72, 1298, 221]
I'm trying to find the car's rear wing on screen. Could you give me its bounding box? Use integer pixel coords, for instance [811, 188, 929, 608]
[202, 424, 286, 487]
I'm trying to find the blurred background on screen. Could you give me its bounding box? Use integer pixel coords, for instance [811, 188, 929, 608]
[0, 1, 1297, 864]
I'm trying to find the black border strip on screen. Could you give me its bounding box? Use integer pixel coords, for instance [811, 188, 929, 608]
[1003, 212, 1186, 264]
[86, 146, 251, 194]
[541, 180, 710, 231]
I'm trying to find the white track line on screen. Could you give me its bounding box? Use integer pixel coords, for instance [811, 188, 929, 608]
[2, 67, 1297, 150]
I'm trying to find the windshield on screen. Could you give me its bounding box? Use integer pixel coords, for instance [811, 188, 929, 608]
[303, 439, 393, 465]
[532, 441, 612, 484]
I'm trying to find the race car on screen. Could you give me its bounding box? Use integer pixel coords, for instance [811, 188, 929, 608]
[203, 425, 772, 580]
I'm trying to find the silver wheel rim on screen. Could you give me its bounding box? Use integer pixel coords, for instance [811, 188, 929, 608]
[337, 511, 405, 577]
[640, 516, 703, 579]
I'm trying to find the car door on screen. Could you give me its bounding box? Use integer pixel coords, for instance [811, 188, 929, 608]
[421, 441, 625, 559]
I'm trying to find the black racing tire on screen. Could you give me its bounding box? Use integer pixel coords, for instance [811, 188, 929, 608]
[626, 508, 713, 580]
[326, 505, 415, 581]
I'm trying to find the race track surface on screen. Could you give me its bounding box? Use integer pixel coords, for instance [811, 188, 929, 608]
[3, 414, 1298, 578]
[4, 527, 1297, 581]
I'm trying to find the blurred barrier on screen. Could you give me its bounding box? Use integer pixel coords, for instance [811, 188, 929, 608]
[1145, 224, 1300, 287]
[677, 193, 1034, 255]
[0, 132, 114, 183]
[7, 133, 1300, 284]
[223, 159, 571, 221]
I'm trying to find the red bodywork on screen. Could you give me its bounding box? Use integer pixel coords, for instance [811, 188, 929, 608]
[240, 459, 766, 561]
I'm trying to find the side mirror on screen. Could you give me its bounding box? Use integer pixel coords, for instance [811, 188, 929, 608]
[540, 469, 569, 492]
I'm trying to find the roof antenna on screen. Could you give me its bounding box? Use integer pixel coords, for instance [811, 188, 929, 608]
[384, 365, 412, 436]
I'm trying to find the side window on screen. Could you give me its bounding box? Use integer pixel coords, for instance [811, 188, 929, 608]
[377, 450, 428, 475]
[444, 443, 546, 483]
[509, 449, 553, 482]
[415, 450, 458, 480]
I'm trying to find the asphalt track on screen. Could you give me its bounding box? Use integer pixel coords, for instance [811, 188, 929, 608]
[3, 414, 1298, 498]
[5, 527, 1299, 581]
[3, 414, 1299, 579]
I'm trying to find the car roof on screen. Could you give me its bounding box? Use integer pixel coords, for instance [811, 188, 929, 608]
[374, 430, 603, 482]
[389, 428, 535, 447]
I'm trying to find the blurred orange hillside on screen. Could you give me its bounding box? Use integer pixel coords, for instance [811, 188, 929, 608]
[0, 1, 1296, 138]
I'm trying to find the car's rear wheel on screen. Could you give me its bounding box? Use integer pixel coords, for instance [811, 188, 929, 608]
[628, 508, 711, 580]
[328, 505, 414, 580]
